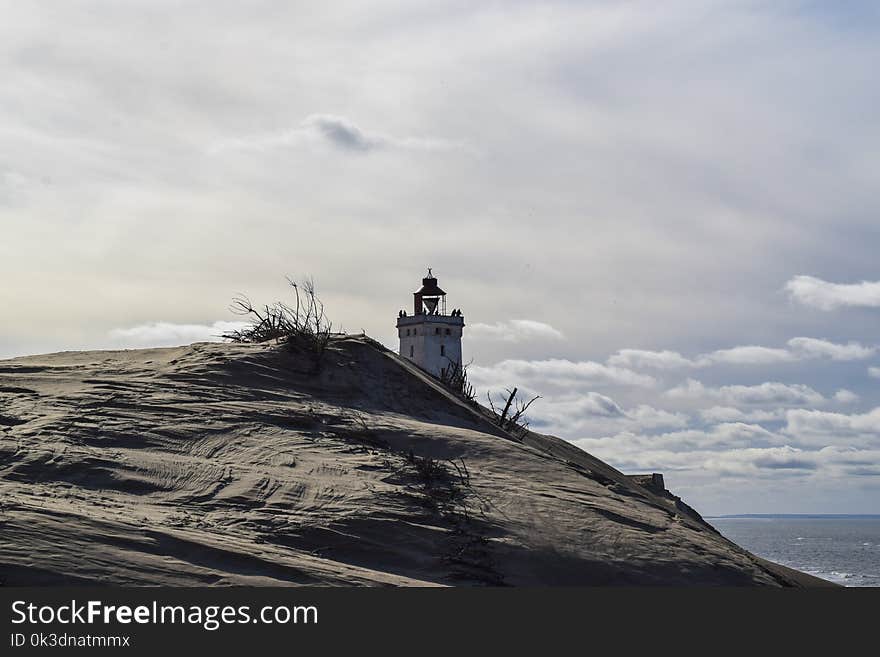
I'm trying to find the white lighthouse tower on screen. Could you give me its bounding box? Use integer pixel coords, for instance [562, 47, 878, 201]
[397, 269, 465, 378]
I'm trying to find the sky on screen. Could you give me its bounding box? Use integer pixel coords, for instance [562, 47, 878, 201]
[2, 1, 879, 514]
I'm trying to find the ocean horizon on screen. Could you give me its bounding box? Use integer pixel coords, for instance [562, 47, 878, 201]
[710, 515, 880, 587]
[709, 514, 880, 519]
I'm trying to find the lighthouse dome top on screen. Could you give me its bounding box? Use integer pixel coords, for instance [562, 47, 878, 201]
[415, 269, 445, 297]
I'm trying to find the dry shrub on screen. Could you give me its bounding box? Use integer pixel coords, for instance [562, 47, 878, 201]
[439, 359, 476, 402]
[224, 277, 333, 372]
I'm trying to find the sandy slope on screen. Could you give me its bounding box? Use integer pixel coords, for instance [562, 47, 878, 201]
[0, 337, 832, 586]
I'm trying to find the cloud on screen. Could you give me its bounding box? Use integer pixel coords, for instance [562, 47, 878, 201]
[699, 406, 787, 423]
[469, 358, 656, 392]
[698, 346, 795, 366]
[815, 445, 880, 467]
[783, 407, 880, 446]
[785, 275, 880, 310]
[834, 389, 860, 404]
[575, 423, 783, 456]
[626, 404, 690, 430]
[609, 337, 875, 370]
[575, 436, 880, 481]
[535, 392, 625, 420]
[108, 321, 247, 348]
[212, 114, 465, 154]
[302, 114, 380, 152]
[469, 319, 564, 343]
[720, 446, 818, 472]
[607, 349, 694, 369]
[528, 394, 689, 438]
[714, 382, 826, 406]
[787, 337, 876, 360]
[608, 345, 794, 370]
[701, 338, 875, 365]
[869, 367, 880, 379]
[666, 379, 826, 406]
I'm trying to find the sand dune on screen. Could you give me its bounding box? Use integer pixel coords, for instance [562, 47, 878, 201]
[0, 337, 832, 586]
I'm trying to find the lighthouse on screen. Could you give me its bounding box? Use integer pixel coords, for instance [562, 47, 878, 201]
[397, 269, 465, 378]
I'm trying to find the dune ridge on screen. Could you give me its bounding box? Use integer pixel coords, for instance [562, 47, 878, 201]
[0, 337, 832, 586]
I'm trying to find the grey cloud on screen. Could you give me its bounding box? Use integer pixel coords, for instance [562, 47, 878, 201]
[607, 337, 875, 371]
[212, 114, 466, 155]
[580, 422, 782, 453]
[699, 406, 786, 423]
[303, 114, 380, 152]
[846, 467, 880, 477]
[529, 394, 689, 438]
[783, 407, 880, 446]
[559, 392, 626, 418]
[751, 456, 817, 470]
[574, 439, 877, 482]
[703, 447, 819, 476]
[817, 445, 880, 466]
[665, 379, 826, 406]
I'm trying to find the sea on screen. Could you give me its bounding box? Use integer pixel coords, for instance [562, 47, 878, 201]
[710, 515, 880, 587]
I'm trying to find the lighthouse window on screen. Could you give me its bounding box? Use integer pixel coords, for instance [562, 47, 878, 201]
[409, 345, 414, 357]
[445, 328, 450, 335]
[435, 327, 440, 335]
[440, 345, 446, 357]
[406, 329, 410, 336]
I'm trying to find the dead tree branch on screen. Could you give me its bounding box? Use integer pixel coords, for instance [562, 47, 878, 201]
[487, 387, 541, 438]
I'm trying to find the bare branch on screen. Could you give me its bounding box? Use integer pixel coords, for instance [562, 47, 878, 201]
[486, 387, 541, 438]
[499, 387, 517, 427]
